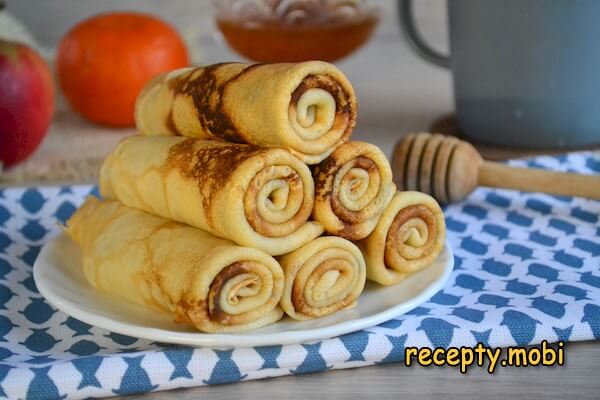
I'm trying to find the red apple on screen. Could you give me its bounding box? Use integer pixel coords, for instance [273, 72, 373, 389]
[0, 39, 54, 167]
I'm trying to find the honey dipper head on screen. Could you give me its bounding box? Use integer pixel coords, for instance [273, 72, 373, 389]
[392, 133, 483, 203]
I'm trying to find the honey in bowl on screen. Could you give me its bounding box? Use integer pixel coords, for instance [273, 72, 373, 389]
[215, 0, 379, 62]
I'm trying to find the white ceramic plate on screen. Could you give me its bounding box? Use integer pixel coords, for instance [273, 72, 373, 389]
[34, 234, 454, 348]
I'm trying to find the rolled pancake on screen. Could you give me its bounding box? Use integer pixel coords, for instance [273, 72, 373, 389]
[100, 135, 323, 256]
[278, 236, 366, 320]
[313, 141, 396, 240]
[135, 61, 357, 164]
[65, 198, 284, 333]
[358, 191, 446, 285]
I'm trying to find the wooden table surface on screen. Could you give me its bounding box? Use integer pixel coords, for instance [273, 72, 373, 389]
[6, 2, 599, 398]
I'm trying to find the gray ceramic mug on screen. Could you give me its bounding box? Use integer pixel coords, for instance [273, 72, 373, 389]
[399, 0, 600, 148]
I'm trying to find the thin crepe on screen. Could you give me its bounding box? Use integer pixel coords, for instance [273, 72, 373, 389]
[278, 236, 366, 320]
[313, 141, 396, 240]
[65, 198, 284, 333]
[135, 61, 357, 164]
[358, 191, 446, 285]
[100, 135, 323, 256]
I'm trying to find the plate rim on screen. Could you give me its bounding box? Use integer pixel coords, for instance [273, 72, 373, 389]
[34, 234, 454, 348]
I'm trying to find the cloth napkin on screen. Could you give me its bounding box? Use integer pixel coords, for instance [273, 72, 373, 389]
[0, 152, 598, 399]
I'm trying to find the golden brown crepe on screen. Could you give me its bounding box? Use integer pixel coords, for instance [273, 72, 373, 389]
[313, 141, 396, 240]
[100, 135, 323, 256]
[65, 197, 285, 333]
[358, 191, 446, 285]
[278, 236, 366, 320]
[134, 61, 357, 164]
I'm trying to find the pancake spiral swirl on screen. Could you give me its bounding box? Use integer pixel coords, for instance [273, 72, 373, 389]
[66, 198, 285, 333]
[313, 142, 395, 240]
[100, 136, 323, 256]
[358, 191, 446, 285]
[134, 61, 357, 164]
[278, 236, 366, 320]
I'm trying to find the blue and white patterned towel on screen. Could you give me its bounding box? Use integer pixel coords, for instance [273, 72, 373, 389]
[0, 152, 598, 399]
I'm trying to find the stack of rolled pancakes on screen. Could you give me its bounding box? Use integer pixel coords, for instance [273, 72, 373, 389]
[66, 61, 446, 333]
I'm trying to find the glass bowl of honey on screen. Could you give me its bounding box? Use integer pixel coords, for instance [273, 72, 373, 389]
[215, 0, 380, 62]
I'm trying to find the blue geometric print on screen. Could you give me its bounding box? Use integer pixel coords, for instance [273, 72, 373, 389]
[0, 285, 15, 310]
[553, 250, 583, 269]
[20, 297, 56, 324]
[19, 190, 45, 214]
[0, 347, 16, 361]
[471, 329, 492, 346]
[455, 274, 486, 292]
[582, 304, 600, 339]
[26, 366, 66, 400]
[113, 356, 158, 395]
[0, 206, 11, 228]
[0, 258, 12, 280]
[460, 236, 488, 255]
[463, 204, 488, 219]
[504, 243, 533, 260]
[530, 297, 567, 319]
[485, 192, 511, 208]
[26, 355, 56, 365]
[553, 326, 573, 342]
[20, 220, 48, 241]
[255, 345, 282, 369]
[526, 198, 552, 215]
[67, 340, 104, 356]
[62, 317, 93, 337]
[477, 294, 511, 308]
[53, 201, 76, 225]
[20, 328, 61, 353]
[554, 284, 589, 300]
[505, 279, 538, 295]
[580, 272, 600, 288]
[291, 343, 331, 374]
[500, 310, 540, 345]
[163, 347, 194, 380]
[571, 207, 597, 224]
[573, 238, 600, 257]
[0, 234, 12, 254]
[72, 356, 103, 389]
[506, 211, 533, 227]
[548, 218, 577, 235]
[0, 364, 12, 397]
[445, 216, 467, 232]
[451, 306, 486, 322]
[204, 350, 247, 384]
[339, 331, 372, 361]
[528, 263, 560, 282]
[529, 230, 557, 247]
[482, 258, 511, 277]
[377, 334, 408, 364]
[417, 318, 459, 347]
[104, 332, 138, 346]
[430, 291, 461, 306]
[0, 152, 595, 398]
[482, 223, 509, 240]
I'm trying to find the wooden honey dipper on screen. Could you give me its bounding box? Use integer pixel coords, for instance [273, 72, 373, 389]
[392, 132, 600, 204]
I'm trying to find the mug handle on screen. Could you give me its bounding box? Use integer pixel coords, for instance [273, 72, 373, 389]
[398, 0, 450, 68]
